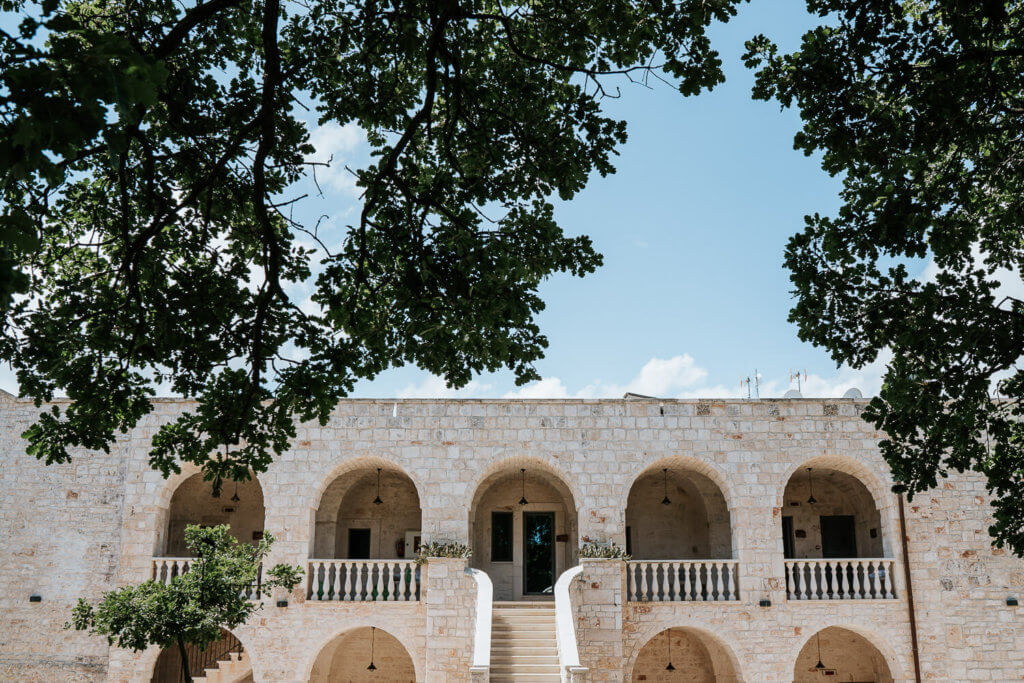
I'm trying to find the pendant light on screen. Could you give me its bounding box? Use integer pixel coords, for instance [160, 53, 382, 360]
[519, 468, 528, 506]
[373, 467, 383, 505]
[806, 467, 817, 505]
[814, 632, 825, 670]
[367, 626, 377, 671]
[661, 468, 671, 506]
[230, 482, 240, 503]
[665, 628, 675, 671]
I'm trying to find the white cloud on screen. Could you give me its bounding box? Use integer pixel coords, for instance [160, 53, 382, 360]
[397, 375, 494, 399]
[305, 122, 365, 195]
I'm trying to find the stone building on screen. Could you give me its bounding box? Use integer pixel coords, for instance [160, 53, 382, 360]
[1, 393, 1022, 682]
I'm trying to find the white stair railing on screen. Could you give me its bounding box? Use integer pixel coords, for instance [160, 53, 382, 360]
[627, 560, 740, 602]
[555, 565, 588, 682]
[467, 568, 492, 681]
[784, 558, 896, 600]
[306, 559, 420, 601]
[151, 557, 262, 599]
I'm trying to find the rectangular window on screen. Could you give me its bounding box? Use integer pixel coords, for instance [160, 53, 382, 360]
[491, 511, 513, 562]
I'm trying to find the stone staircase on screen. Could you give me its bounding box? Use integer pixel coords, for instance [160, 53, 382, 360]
[490, 601, 560, 682]
[192, 651, 252, 683]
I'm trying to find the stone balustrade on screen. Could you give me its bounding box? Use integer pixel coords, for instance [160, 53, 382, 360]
[306, 559, 420, 602]
[151, 557, 263, 599]
[627, 560, 740, 602]
[784, 558, 896, 600]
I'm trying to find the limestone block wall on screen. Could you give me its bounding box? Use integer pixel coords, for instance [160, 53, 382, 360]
[1, 395, 1024, 681]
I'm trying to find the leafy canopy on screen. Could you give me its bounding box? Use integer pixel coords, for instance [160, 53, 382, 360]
[0, 0, 743, 488]
[746, 1, 1024, 552]
[68, 525, 302, 680]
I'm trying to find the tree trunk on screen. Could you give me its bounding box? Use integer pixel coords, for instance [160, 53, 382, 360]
[177, 637, 192, 683]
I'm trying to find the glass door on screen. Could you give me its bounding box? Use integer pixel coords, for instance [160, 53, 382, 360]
[523, 512, 555, 595]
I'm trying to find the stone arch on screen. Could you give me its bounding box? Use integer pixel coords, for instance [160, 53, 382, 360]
[791, 624, 902, 682]
[157, 468, 265, 556]
[310, 456, 423, 559]
[626, 621, 745, 682]
[142, 628, 256, 683]
[623, 457, 735, 559]
[304, 624, 420, 682]
[468, 456, 579, 600]
[779, 454, 896, 559]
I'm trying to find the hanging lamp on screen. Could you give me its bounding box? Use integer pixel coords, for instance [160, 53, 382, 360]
[373, 467, 383, 505]
[519, 468, 528, 505]
[665, 628, 675, 671]
[230, 482, 240, 503]
[367, 626, 378, 671]
[806, 467, 817, 505]
[814, 632, 825, 670]
[661, 468, 671, 506]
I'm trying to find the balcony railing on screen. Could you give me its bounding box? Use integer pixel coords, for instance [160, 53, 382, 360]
[785, 558, 896, 600]
[307, 559, 420, 602]
[151, 557, 263, 600]
[627, 560, 740, 602]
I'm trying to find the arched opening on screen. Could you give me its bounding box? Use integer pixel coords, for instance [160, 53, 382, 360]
[781, 464, 886, 560]
[794, 627, 893, 682]
[469, 463, 578, 601]
[631, 627, 741, 682]
[158, 473, 265, 556]
[312, 463, 422, 560]
[625, 462, 732, 560]
[151, 629, 251, 682]
[309, 627, 416, 682]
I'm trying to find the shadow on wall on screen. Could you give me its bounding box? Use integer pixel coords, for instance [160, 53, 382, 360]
[309, 627, 415, 683]
[793, 627, 893, 682]
[159, 473, 265, 556]
[630, 627, 741, 683]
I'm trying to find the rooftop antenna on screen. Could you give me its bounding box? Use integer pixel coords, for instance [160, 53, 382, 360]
[789, 369, 807, 393]
[754, 369, 761, 399]
[740, 375, 752, 399]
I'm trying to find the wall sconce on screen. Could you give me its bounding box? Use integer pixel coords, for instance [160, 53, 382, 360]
[759, 598, 771, 607]
[276, 599, 288, 608]
[1007, 597, 1019, 607]
[29, 595, 42, 603]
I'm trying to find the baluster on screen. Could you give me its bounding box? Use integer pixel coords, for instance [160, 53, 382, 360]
[851, 560, 863, 598]
[793, 562, 804, 600]
[386, 562, 396, 601]
[627, 564, 636, 601]
[654, 563, 664, 601]
[306, 563, 316, 601]
[883, 560, 895, 599]
[868, 560, 879, 599]
[639, 562, 649, 601]
[671, 562, 680, 601]
[835, 560, 846, 599]
[371, 561, 381, 600]
[721, 563, 732, 600]
[409, 563, 419, 600]
[682, 562, 692, 601]
[340, 561, 351, 601]
[352, 562, 362, 600]
[809, 561, 821, 599]
[397, 562, 407, 601]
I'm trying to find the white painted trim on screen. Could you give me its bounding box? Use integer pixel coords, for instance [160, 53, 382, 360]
[555, 564, 588, 681]
[467, 568, 493, 673]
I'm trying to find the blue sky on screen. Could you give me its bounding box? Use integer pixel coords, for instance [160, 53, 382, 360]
[0, 0, 897, 399]
[344, 0, 890, 399]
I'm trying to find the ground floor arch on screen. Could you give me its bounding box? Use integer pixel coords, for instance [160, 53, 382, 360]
[150, 629, 252, 682]
[794, 626, 894, 682]
[309, 626, 416, 682]
[629, 626, 742, 682]
[469, 460, 578, 600]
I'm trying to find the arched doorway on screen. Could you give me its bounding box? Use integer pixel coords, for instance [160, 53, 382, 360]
[794, 627, 894, 682]
[630, 627, 742, 682]
[469, 463, 577, 600]
[625, 461, 733, 559]
[309, 627, 416, 682]
[312, 463, 422, 560]
[159, 472, 265, 556]
[151, 629, 251, 682]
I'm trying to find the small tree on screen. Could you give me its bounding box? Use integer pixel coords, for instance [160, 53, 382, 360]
[68, 525, 302, 682]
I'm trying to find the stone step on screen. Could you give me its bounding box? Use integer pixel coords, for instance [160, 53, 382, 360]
[490, 639, 556, 648]
[492, 655, 559, 665]
[490, 676, 560, 683]
[491, 664, 562, 675]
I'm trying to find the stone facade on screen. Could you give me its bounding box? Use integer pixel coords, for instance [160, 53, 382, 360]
[1, 394, 1023, 681]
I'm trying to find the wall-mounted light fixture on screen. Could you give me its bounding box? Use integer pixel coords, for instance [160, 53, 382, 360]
[759, 598, 771, 608]
[1007, 597, 1019, 607]
[29, 595, 42, 603]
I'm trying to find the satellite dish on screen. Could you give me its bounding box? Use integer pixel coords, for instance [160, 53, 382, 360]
[842, 387, 863, 399]
[783, 389, 802, 399]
